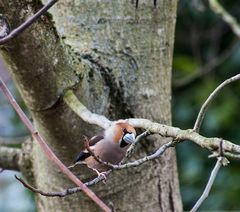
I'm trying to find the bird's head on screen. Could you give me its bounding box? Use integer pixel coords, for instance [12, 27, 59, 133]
[105, 122, 136, 148]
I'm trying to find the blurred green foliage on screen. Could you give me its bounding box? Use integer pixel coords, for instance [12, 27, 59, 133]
[173, 0, 240, 210]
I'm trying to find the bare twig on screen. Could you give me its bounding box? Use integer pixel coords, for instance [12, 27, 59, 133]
[223, 152, 240, 160]
[64, 89, 240, 158]
[0, 77, 111, 212]
[209, 0, 240, 38]
[108, 141, 173, 169]
[70, 131, 152, 170]
[64, 90, 112, 130]
[84, 137, 104, 165]
[194, 73, 240, 132]
[15, 140, 172, 197]
[0, 0, 59, 45]
[83, 139, 173, 170]
[15, 171, 111, 197]
[190, 157, 224, 212]
[125, 130, 151, 160]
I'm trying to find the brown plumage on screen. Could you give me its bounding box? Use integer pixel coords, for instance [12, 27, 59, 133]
[74, 122, 136, 172]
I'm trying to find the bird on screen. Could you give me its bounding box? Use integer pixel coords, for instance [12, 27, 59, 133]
[72, 122, 136, 177]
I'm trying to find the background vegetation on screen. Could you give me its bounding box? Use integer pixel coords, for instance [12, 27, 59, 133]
[174, 0, 240, 210]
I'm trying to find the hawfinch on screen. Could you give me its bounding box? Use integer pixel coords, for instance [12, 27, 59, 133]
[73, 122, 136, 174]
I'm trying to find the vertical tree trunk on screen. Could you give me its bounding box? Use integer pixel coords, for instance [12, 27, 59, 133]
[0, 0, 182, 211]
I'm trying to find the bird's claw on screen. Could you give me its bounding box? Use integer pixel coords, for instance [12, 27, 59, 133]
[93, 169, 108, 183]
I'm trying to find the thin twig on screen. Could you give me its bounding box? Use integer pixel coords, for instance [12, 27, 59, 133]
[209, 0, 240, 38]
[84, 137, 104, 165]
[194, 74, 240, 132]
[0, 77, 111, 212]
[109, 141, 173, 169]
[64, 90, 112, 130]
[223, 152, 240, 160]
[125, 130, 151, 160]
[15, 171, 111, 197]
[14, 140, 172, 197]
[0, 0, 59, 45]
[83, 140, 173, 170]
[74, 131, 151, 168]
[190, 157, 224, 212]
[64, 90, 240, 158]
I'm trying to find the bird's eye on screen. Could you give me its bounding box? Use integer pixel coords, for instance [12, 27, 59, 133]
[123, 128, 128, 134]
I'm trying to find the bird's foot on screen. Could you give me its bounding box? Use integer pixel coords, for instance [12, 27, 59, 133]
[93, 169, 108, 184]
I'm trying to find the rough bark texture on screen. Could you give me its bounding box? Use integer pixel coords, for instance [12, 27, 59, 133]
[0, 0, 182, 211]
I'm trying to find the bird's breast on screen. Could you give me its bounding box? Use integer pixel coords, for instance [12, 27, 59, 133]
[94, 140, 127, 164]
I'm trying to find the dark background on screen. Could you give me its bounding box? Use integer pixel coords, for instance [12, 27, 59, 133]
[0, 0, 240, 211]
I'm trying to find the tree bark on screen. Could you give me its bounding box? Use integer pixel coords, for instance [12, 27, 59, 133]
[0, 0, 182, 211]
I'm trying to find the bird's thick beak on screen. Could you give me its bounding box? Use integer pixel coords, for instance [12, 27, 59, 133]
[123, 133, 135, 144]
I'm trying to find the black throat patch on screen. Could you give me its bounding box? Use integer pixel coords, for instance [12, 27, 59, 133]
[120, 139, 128, 148]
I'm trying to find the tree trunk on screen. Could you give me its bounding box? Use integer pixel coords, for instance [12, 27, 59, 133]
[0, 0, 182, 211]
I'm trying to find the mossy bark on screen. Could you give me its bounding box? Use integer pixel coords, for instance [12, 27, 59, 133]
[0, 0, 182, 211]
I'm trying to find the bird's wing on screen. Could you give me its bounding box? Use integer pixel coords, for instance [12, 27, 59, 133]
[88, 135, 104, 146]
[74, 135, 104, 163]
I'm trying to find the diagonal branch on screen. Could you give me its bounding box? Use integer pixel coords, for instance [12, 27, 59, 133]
[0, 0, 58, 45]
[190, 157, 224, 212]
[194, 73, 240, 132]
[64, 90, 112, 130]
[86, 140, 173, 169]
[209, 0, 240, 38]
[14, 139, 172, 197]
[15, 171, 111, 197]
[125, 130, 151, 160]
[63, 85, 240, 159]
[0, 77, 111, 212]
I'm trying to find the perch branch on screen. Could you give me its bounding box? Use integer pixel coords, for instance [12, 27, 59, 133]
[106, 140, 173, 169]
[190, 157, 224, 212]
[0, 77, 111, 212]
[125, 130, 151, 160]
[83, 137, 173, 170]
[63, 90, 112, 129]
[0, 0, 59, 45]
[194, 73, 240, 132]
[209, 0, 240, 38]
[63, 87, 240, 158]
[0, 146, 22, 171]
[15, 171, 111, 197]
[126, 118, 240, 156]
[14, 140, 172, 197]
